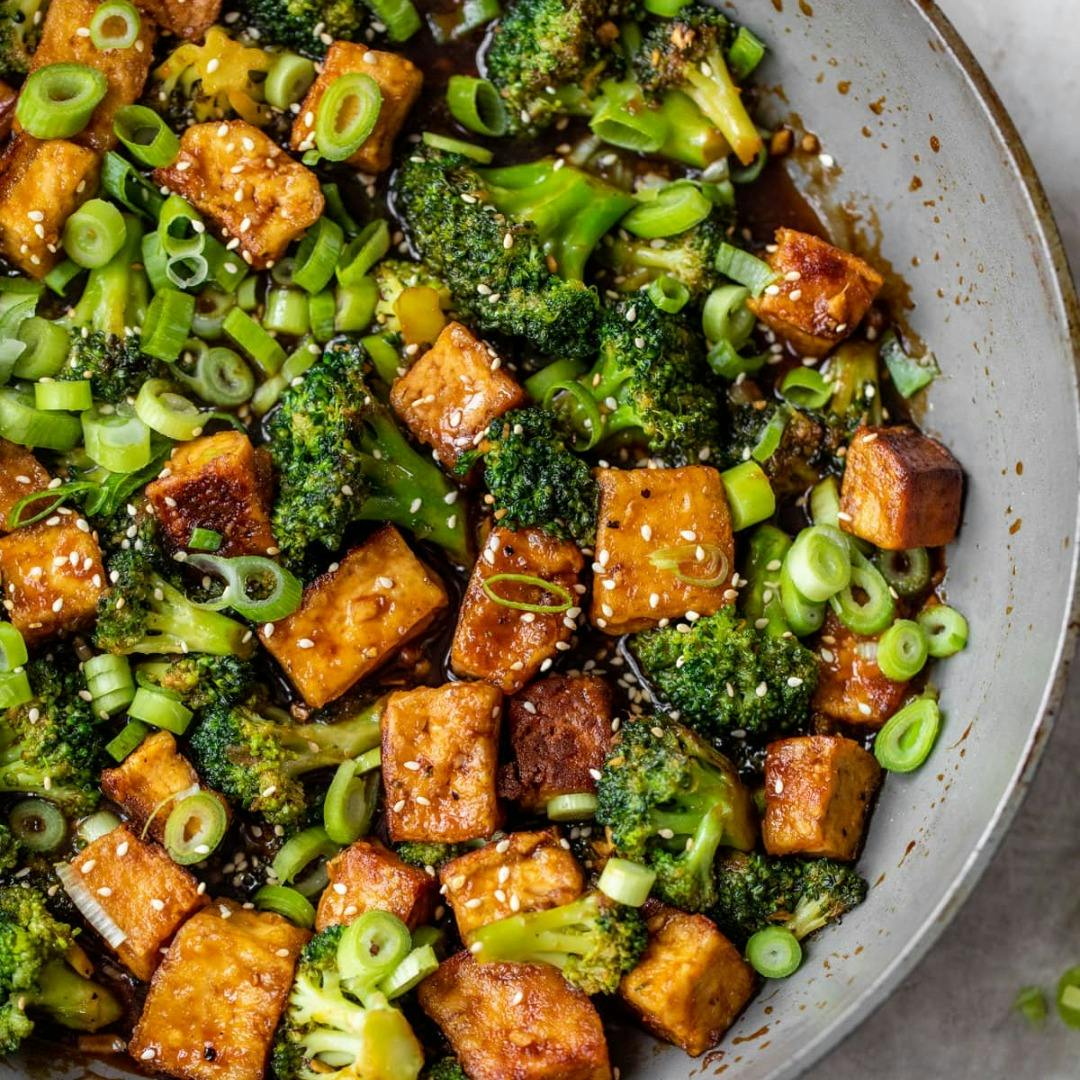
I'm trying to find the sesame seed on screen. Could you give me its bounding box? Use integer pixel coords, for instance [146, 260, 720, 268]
[392, 799, 406, 812]
[464, 897, 483, 909]
[415, 795, 431, 806]
[657, 828, 675, 840]
[333, 883, 348, 895]
[509, 989, 524, 1006]
[150, 898, 165, 911]
[97, 887, 112, 897]
[297, 638, 315, 649]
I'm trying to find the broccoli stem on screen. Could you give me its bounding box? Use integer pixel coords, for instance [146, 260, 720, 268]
[266, 699, 384, 779]
[29, 959, 123, 1032]
[136, 574, 253, 657]
[679, 48, 762, 166]
[657, 90, 728, 168]
[0, 758, 87, 811]
[472, 893, 597, 971]
[786, 895, 833, 941]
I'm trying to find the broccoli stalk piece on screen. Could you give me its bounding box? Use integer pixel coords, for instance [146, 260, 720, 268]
[135, 654, 258, 710]
[0, 0, 46, 79]
[267, 340, 469, 570]
[246, 0, 370, 56]
[470, 891, 646, 995]
[599, 215, 726, 298]
[0, 886, 122, 1053]
[595, 718, 756, 913]
[94, 548, 254, 658]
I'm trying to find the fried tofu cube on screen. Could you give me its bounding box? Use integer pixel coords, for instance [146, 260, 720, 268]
[382, 681, 502, 842]
[314, 839, 436, 931]
[128, 901, 309, 1080]
[619, 903, 754, 1056]
[0, 440, 50, 533]
[390, 322, 526, 469]
[498, 675, 614, 812]
[0, 136, 100, 277]
[451, 527, 584, 694]
[418, 951, 611, 1080]
[154, 121, 323, 270]
[146, 431, 275, 558]
[260, 526, 447, 708]
[746, 228, 883, 357]
[840, 425, 963, 550]
[0, 81, 15, 141]
[763, 735, 882, 861]
[591, 466, 734, 634]
[290, 44, 422, 174]
[65, 825, 208, 982]
[136, 0, 220, 38]
[0, 517, 105, 645]
[24, 0, 155, 152]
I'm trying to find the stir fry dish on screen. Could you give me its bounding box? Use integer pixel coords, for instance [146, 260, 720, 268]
[0, 0, 971, 1076]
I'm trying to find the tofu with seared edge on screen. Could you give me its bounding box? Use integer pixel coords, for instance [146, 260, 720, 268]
[0, 440, 50, 533]
[137, 0, 221, 39]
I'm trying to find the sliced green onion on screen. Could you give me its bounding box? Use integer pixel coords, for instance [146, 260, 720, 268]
[315, 72, 382, 162]
[308, 291, 336, 344]
[186, 553, 303, 621]
[779, 559, 826, 636]
[338, 910, 411, 986]
[0, 669, 32, 709]
[751, 407, 788, 463]
[263, 287, 310, 336]
[223, 307, 287, 375]
[142, 288, 195, 362]
[179, 344, 254, 407]
[589, 81, 666, 154]
[140, 231, 170, 293]
[702, 283, 755, 347]
[446, 75, 507, 137]
[335, 279, 378, 333]
[0, 278, 43, 297]
[1057, 968, 1080, 1029]
[165, 253, 209, 290]
[741, 524, 792, 637]
[0, 624, 28, 672]
[164, 792, 227, 865]
[43, 260, 84, 298]
[880, 330, 939, 398]
[731, 141, 769, 185]
[83, 653, 135, 717]
[272, 825, 340, 889]
[237, 276, 259, 313]
[252, 339, 320, 415]
[781, 367, 831, 410]
[336, 220, 390, 287]
[785, 525, 851, 602]
[379, 944, 439, 999]
[597, 858, 655, 907]
[648, 543, 730, 588]
[877, 619, 929, 682]
[746, 926, 802, 979]
[128, 686, 194, 735]
[321, 182, 361, 238]
[421, 131, 493, 163]
[101, 151, 165, 219]
[105, 719, 151, 762]
[647, 274, 691, 314]
[715, 242, 778, 297]
[874, 548, 931, 598]
[874, 695, 941, 773]
[917, 605, 968, 658]
[35, 379, 92, 412]
[159, 195, 205, 260]
[10, 798, 67, 853]
[481, 572, 573, 614]
[113, 103, 178, 167]
[524, 358, 585, 403]
[621, 181, 712, 239]
[82, 404, 152, 472]
[293, 217, 344, 295]
[16, 64, 108, 139]
[809, 475, 841, 528]
[204, 237, 248, 294]
[266, 52, 316, 110]
[63, 199, 127, 270]
[643, 0, 692, 13]
[544, 379, 603, 451]
[0, 386, 83, 450]
[191, 288, 235, 340]
[362, 0, 421, 40]
[14, 318, 70, 379]
[410, 925, 444, 952]
[727, 24, 767, 78]
[829, 549, 895, 635]
[77, 810, 122, 846]
[546, 793, 598, 822]
[324, 760, 379, 845]
[253, 885, 315, 929]
[719, 460, 775, 531]
[89, 0, 140, 49]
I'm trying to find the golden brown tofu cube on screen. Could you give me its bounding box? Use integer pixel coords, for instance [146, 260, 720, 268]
[24, 0, 155, 152]
[498, 675, 614, 812]
[0, 136, 100, 277]
[382, 681, 503, 843]
[146, 431, 275, 557]
[418, 951, 611, 1080]
[812, 611, 908, 729]
[0, 440, 50, 533]
[619, 903, 754, 1056]
[390, 322, 526, 469]
[746, 228, 884, 357]
[128, 901, 309, 1080]
[290, 44, 422, 174]
[840, 426, 964, 550]
[0, 81, 14, 141]
[136, 0, 221, 38]
[314, 839, 436, 931]
[763, 735, 882, 860]
[260, 526, 448, 708]
[451, 527, 584, 694]
[591, 466, 734, 634]
[66, 825, 208, 982]
[154, 121, 323, 270]
[0, 517, 105, 644]
[440, 829, 584, 941]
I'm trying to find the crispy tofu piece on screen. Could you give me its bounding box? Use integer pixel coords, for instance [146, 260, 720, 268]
[813, 611, 908, 728]
[0, 517, 105, 645]
[136, 0, 221, 38]
[128, 901, 309, 1080]
[0, 440, 50, 533]
[763, 735, 882, 860]
[0, 81, 16, 141]
[290, 44, 422, 174]
[440, 829, 584, 941]
[101, 731, 230, 843]
[840, 425, 963, 550]
[314, 839, 436, 931]
[0, 136, 100, 277]
[418, 951, 611, 1080]
[619, 903, 754, 1056]
[154, 121, 323, 270]
[746, 228, 884, 357]
[451, 527, 584, 694]
[382, 681, 503, 842]
[390, 322, 526, 469]
[498, 675, 614, 812]
[591, 466, 734, 634]
[260, 526, 448, 708]
[146, 431, 275, 557]
[66, 825, 208, 981]
[24, 0, 155, 152]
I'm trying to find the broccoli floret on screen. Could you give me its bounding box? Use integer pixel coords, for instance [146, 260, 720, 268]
[0, 660, 102, 816]
[0, 824, 18, 875]
[460, 407, 597, 546]
[423, 1060, 468, 1080]
[599, 215, 726, 298]
[470, 891, 645, 995]
[246, 0, 369, 56]
[135, 654, 258, 710]
[631, 607, 818, 740]
[0, 0, 46, 79]
[271, 925, 425, 1080]
[595, 717, 756, 912]
[373, 259, 453, 336]
[189, 698, 382, 826]
[393, 842, 469, 872]
[391, 148, 602, 360]
[0, 885, 122, 1052]
[94, 547, 254, 658]
[267, 339, 468, 570]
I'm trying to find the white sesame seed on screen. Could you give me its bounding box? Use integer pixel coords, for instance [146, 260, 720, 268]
[297, 638, 315, 649]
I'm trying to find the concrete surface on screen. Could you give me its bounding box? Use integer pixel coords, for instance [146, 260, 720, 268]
[808, 2, 1080, 1078]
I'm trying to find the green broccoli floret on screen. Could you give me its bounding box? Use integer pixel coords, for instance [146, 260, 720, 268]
[94, 547, 254, 658]
[0, 885, 122, 1052]
[246, 0, 370, 56]
[470, 891, 645, 995]
[0, 660, 102, 816]
[631, 607, 817, 740]
[391, 148, 602, 360]
[135, 654, 258, 710]
[189, 698, 382, 826]
[460, 407, 597, 546]
[0, 824, 18, 875]
[271, 925, 425, 1080]
[393, 842, 469, 872]
[0, 0, 46, 79]
[422, 1059, 468, 1080]
[599, 215, 727, 298]
[595, 717, 756, 912]
[267, 339, 468, 570]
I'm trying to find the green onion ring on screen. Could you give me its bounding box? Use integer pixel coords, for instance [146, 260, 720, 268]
[621, 181, 712, 240]
[81, 405, 152, 472]
[648, 542, 730, 588]
[293, 217, 344, 295]
[253, 884, 315, 929]
[874, 547, 931, 598]
[780, 367, 832, 410]
[0, 386, 82, 450]
[0, 669, 32, 709]
[315, 72, 382, 162]
[647, 274, 691, 314]
[481, 572, 573, 614]
[597, 857, 655, 907]
[746, 926, 802, 979]
[128, 685, 194, 735]
[829, 549, 896, 636]
[337, 910, 411, 986]
[164, 792, 228, 865]
[105, 719, 151, 762]
[271, 825, 340, 887]
[876, 619, 929, 682]
[873, 695, 942, 773]
[133, 379, 206, 441]
[917, 604, 969, 658]
[543, 378, 604, 451]
[785, 524, 852, 602]
[113, 103, 178, 167]
[187, 553, 304, 621]
[265, 53, 316, 110]
[421, 131, 494, 163]
[546, 793, 598, 822]
[10, 798, 67, 853]
[445, 75, 508, 137]
[15, 64, 108, 139]
[0, 623, 28, 672]
[62, 199, 127, 270]
[323, 760, 379, 845]
[336, 219, 390, 287]
[89, 0, 140, 49]
[142, 287, 195, 362]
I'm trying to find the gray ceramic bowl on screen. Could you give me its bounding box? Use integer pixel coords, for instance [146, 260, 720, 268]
[8, 1, 1080, 1079]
